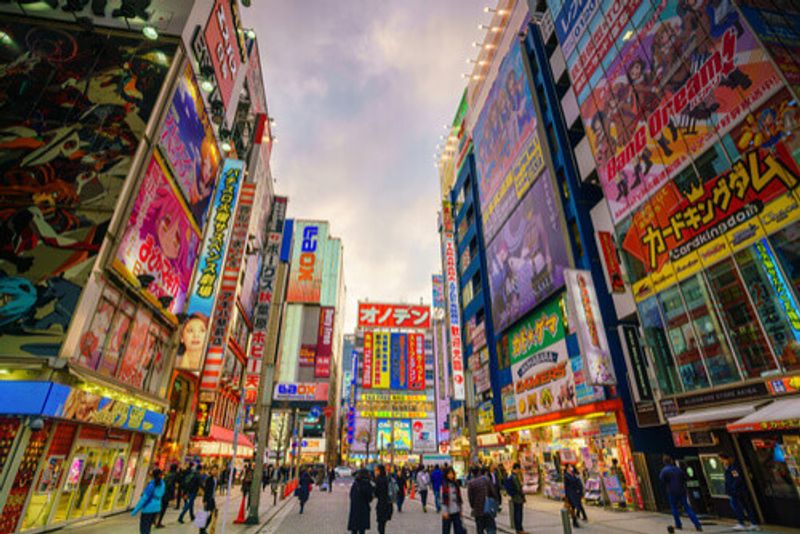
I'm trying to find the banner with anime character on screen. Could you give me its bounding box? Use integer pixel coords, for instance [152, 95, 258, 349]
[0, 20, 175, 357]
[572, 0, 783, 224]
[158, 65, 221, 226]
[113, 151, 202, 317]
[486, 170, 570, 334]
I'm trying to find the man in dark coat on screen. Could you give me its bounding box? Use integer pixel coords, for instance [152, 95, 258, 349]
[394, 469, 407, 512]
[721, 453, 759, 530]
[467, 466, 499, 534]
[348, 469, 374, 534]
[660, 455, 702, 532]
[296, 469, 313, 514]
[156, 463, 178, 528]
[374, 465, 393, 534]
[564, 464, 586, 527]
[200, 465, 218, 534]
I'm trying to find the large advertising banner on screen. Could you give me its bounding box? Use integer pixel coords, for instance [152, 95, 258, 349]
[472, 39, 545, 242]
[412, 419, 437, 452]
[377, 419, 412, 450]
[443, 229, 466, 400]
[286, 221, 327, 303]
[565, 269, 616, 385]
[408, 333, 426, 391]
[432, 274, 445, 309]
[113, 152, 201, 317]
[509, 295, 575, 419]
[556, 0, 785, 224]
[738, 2, 800, 97]
[158, 65, 221, 226]
[357, 303, 431, 329]
[0, 21, 175, 358]
[372, 331, 391, 389]
[390, 333, 409, 390]
[362, 331, 374, 389]
[315, 307, 334, 378]
[487, 171, 569, 334]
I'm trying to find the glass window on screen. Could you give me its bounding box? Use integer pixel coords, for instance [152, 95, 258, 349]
[637, 297, 680, 394]
[678, 275, 740, 385]
[770, 220, 800, 306]
[736, 242, 800, 372]
[704, 258, 777, 377]
[97, 301, 134, 377]
[657, 285, 710, 391]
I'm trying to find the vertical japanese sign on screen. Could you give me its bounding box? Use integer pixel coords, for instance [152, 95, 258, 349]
[408, 333, 426, 391]
[315, 307, 334, 378]
[390, 333, 408, 390]
[362, 331, 374, 389]
[286, 222, 327, 303]
[244, 197, 287, 406]
[372, 332, 391, 389]
[203, 0, 243, 109]
[598, 231, 625, 293]
[444, 229, 465, 400]
[432, 274, 445, 309]
[565, 269, 616, 386]
[201, 182, 254, 390]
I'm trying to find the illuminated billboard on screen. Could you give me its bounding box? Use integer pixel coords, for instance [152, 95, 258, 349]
[372, 331, 391, 389]
[357, 303, 430, 329]
[390, 333, 409, 390]
[286, 221, 328, 303]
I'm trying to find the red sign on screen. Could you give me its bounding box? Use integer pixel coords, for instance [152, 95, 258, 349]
[362, 331, 373, 389]
[315, 307, 335, 378]
[624, 149, 799, 272]
[408, 333, 425, 391]
[598, 231, 625, 293]
[357, 303, 430, 329]
[204, 0, 241, 109]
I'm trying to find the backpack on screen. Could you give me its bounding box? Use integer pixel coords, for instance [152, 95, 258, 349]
[504, 475, 517, 496]
[389, 477, 399, 502]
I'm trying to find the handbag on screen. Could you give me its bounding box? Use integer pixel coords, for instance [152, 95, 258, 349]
[483, 496, 498, 517]
[193, 509, 209, 529]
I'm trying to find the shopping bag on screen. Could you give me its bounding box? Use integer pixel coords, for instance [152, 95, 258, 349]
[193, 509, 209, 529]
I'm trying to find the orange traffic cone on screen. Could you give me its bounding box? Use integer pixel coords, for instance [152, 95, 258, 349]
[234, 494, 247, 524]
[410, 484, 415, 500]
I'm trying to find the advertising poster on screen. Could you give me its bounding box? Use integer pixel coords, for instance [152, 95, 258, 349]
[472, 39, 545, 242]
[357, 303, 431, 329]
[390, 333, 409, 390]
[598, 231, 625, 293]
[487, 171, 569, 334]
[432, 274, 445, 309]
[113, 152, 201, 317]
[362, 331, 374, 389]
[509, 294, 576, 418]
[286, 221, 327, 303]
[203, 0, 243, 109]
[412, 419, 437, 452]
[569, 2, 785, 224]
[739, 2, 800, 96]
[377, 419, 412, 451]
[408, 333, 426, 391]
[158, 66, 221, 226]
[565, 269, 616, 385]
[444, 233, 466, 400]
[0, 21, 175, 358]
[315, 307, 334, 378]
[372, 331, 391, 389]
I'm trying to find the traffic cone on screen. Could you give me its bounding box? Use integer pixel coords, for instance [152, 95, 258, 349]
[234, 494, 247, 524]
[410, 484, 415, 500]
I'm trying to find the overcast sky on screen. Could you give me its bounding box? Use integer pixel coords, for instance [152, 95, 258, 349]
[244, 1, 487, 332]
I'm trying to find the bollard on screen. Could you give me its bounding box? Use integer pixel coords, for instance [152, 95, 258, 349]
[560, 508, 573, 534]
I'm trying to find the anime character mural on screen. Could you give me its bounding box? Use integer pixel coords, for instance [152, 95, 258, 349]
[0, 20, 176, 357]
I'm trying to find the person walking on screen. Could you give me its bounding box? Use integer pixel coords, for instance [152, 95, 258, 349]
[296, 468, 313, 514]
[394, 468, 407, 513]
[564, 464, 586, 528]
[348, 469, 374, 534]
[132, 468, 165, 534]
[442, 467, 466, 534]
[431, 464, 444, 513]
[374, 465, 393, 534]
[156, 464, 178, 528]
[660, 455, 703, 533]
[199, 465, 218, 534]
[178, 464, 203, 523]
[487, 464, 503, 513]
[721, 454, 760, 531]
[505, 463, 528, 534]
[416, 466, 432, 513]
[241, 462, 254, 506]
[467, 466, 499, 534]
[176, 462, 191, 510]
[328, 466, 336, 492]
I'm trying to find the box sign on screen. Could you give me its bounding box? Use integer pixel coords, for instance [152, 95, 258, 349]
[203, 0, 243, 110]
[443, 230, 466, 400]
[286, 221, 327, 303]
[273, 382, 330, 402]
[357, 303, 430, 329]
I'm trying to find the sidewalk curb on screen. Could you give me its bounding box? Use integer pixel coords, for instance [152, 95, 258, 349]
[253, 494, 294, 532]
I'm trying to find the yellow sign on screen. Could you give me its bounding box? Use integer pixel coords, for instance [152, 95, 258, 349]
[361, 393, 428, 402]
[372, 332, 391, 389]
[358, 411, 429, 419]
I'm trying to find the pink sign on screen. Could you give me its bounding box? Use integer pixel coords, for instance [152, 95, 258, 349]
[315, 307, 334, 378]
[204, 0, 241, 109]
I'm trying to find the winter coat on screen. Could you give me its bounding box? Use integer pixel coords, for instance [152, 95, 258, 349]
[132, 480, 164, 515]
[431, 468, 444, 491]
[297, 472, 313, 503]
[202, 475, 217, 512]
[659, 465, 687, 497]
[467, 475, 498, 518]
[724, 464, 746, 497]
[442, 480, 463, 511]
[347, 475, 373, 531]
[374, 474, 393, 523]
[509, 472, 525, 504]
[564, 471, 583, 508]
[162, 472, 177, 500]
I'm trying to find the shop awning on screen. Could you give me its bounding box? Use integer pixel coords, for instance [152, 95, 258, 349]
[727, 398, 800, 433]
[667, 403, 757, 430]
[197, 425, 255, 449]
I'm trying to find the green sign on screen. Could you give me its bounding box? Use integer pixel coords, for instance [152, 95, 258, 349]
[508, 294, 566, 365]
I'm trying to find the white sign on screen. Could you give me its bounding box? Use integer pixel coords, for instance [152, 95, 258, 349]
[444, 232, 465, 400]
[412, 419, 437, 452]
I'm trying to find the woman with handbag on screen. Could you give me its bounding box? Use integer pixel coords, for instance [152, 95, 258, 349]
[131, 468, 165, 534]
[442, 467, 466, 534]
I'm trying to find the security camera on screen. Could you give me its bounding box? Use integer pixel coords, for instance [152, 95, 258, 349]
[29, 418, 45, 431]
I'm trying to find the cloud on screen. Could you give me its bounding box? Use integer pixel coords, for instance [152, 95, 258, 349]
[244, 0, 487, 332]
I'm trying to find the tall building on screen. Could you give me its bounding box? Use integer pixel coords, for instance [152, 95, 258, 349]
[542, 0, 800, 526]
[0, 1, 277, 531]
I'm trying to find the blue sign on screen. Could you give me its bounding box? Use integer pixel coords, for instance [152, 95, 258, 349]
[310, 405, 321, 418]
[390, 333, 408, 390]
[551, 0, 599, 57]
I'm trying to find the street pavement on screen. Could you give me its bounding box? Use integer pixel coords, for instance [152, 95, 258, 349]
[59, 478, 800, 534]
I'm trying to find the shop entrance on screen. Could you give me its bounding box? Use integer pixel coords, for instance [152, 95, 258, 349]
[740, 433, 800, 527]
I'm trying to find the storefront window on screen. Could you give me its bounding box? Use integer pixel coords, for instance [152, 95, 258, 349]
[657, 285, 710, 391]
[771, 220, 800, 298]
[735, 244, 800, 371]
[637, 297, 680, 394]
[704, 259, 776, 378]
[679, 275, 739, 385]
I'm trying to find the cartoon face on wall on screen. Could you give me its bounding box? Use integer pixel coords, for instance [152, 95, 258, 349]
[0, 20, 176, 357]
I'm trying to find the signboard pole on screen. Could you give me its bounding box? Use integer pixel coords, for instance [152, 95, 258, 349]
[465, 366, 479, 466]
[246, 363, 275, 524]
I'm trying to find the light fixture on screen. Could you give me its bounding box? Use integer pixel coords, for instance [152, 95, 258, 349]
[142, 25, 159, 40]
[200, 79, 214, 93]
[247, 29, 256, 39]
[221, 140, 232, 152]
